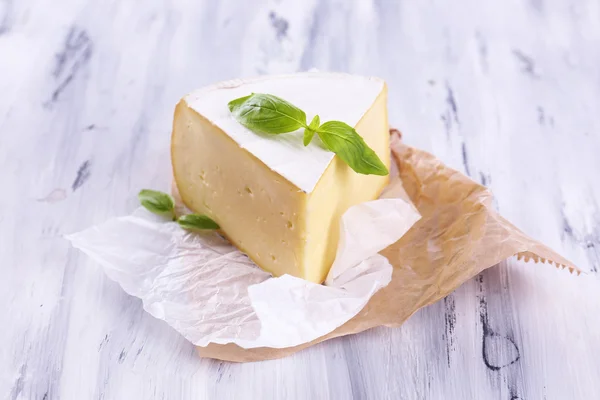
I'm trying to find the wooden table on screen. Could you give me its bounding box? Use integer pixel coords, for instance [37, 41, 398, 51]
[2, 0, 599, 398]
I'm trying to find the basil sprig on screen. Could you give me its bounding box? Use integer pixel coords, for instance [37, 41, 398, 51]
[228, 93, 388, 176]
[138, 190, 219, 231]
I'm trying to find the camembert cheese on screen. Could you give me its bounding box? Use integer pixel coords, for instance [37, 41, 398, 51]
[171, 72, 389, 283]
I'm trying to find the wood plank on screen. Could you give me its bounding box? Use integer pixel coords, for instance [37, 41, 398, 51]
[1, 0, 599, 398]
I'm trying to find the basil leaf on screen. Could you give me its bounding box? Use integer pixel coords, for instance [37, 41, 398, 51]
[138, 189, 175, 219]
[178, 214, 220, 231]
[228, 93, 307, 134]
[316, 121, 389, 176]
[303, 115, 320, 146]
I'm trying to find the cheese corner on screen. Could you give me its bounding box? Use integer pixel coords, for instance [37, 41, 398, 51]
[171, 73, 389, 283]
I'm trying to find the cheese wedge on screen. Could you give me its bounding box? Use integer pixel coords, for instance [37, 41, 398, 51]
[171, 72, 389, 283]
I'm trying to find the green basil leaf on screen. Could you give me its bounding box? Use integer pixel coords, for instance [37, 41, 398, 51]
[316, 121, 389, 176]
[138, 189, 175, 218]
[228, 93, 307, 134]
[303, 115, 320, 146]
[177, 214, 220, 231]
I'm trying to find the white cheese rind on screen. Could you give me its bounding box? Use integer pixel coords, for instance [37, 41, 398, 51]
[184, 72, 384, 193]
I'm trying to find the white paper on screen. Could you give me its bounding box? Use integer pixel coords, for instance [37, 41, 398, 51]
[67, 182, 420, 349]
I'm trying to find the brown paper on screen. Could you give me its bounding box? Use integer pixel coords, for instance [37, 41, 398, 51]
[194, 130, 581, 362]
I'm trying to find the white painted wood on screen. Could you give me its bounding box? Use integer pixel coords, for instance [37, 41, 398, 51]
[1, 0, 599, 399]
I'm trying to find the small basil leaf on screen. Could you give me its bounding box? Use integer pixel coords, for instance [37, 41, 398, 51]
[138, 189, 175, 218]
[228, 93, 307, 134]
[177, 214, 220, 231]
[303, 115, 320, 146]
[316, 121, 389, 176]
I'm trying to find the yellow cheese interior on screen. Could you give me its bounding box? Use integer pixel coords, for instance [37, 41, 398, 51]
[171, 86, 389, 283]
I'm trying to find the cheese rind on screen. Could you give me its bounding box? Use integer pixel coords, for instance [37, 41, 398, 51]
[184, 72, 384, 193]
[171, 73, 389, 283]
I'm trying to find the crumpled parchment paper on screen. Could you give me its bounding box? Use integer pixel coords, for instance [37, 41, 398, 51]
[68, 129, 581, 362]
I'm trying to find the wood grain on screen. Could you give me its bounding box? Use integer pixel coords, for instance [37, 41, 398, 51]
[1, 0, 599, 398]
